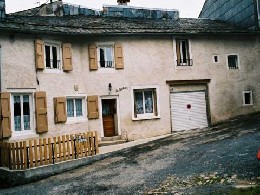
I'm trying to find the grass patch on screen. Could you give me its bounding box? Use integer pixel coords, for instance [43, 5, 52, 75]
[229, 186, 260, 195]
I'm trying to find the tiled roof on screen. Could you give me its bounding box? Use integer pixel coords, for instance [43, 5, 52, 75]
[0, 15, 254, 35]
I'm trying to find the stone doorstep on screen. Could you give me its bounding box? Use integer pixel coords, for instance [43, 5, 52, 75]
[99, 136, 127, 147]
[99, 140, 128, 147]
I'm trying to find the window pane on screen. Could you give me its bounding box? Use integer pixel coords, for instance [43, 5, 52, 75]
[244, 93, 251, 105]
[181, 40, 187, 63]
[106, 47, 113, 67]
[45, 45, 51, 68]
[52, 46, 58, 69]
[228, 55, 238, 68]
[144, 91, 154, 114]
[14, 96, 21, 131]
[135, 91, 144, 114]
[100, 48, 105, 67]
[67, 99, 74, 117]
[75, 99, 83, 117]
[23, 95, 30, 130]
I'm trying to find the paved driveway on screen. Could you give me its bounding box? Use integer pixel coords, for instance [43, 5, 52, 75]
[1, 112, 260, 195]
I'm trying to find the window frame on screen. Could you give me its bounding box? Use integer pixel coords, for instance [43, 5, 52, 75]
[173, 38, 193, 68]
[43, 41, 63, 73]
[131, 85, 160, 121]
[66, 96, 86, 123]
[243, 91, 253, 106]
[226, 54, 240, 69]
[10, 93, 34, 134]
[97, 43, 115, 69]
[212, 55, 220, 64]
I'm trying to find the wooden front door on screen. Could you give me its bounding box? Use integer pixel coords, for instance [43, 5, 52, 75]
[102, 99, 116, 137]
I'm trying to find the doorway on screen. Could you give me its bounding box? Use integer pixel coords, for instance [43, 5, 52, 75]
[102, 99, 117, 137]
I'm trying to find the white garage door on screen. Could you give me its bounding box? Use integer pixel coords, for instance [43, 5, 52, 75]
[171, 91, 208, 131]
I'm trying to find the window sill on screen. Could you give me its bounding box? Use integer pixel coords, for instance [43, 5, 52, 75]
[9, 131, 38, 141]
[43, 69, 63, 74]
[175, 65, 193, 70]
[132, 116, 160, 121]
[243, 104, 253, 106]
[66, 118, 87, 124]
[97, 68, 116, 74]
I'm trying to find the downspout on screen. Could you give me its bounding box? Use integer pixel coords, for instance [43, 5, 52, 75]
[0, 45, 2, 92]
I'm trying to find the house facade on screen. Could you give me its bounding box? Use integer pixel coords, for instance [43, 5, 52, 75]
[0, 1, 259, 142]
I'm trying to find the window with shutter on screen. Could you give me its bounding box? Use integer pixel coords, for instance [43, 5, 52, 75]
[87, 96, 99, 119]
[62, 43, 73, 71]
[35, 40, 45, 70]
[54, 97, 67, 123]
[35, 92, 48, 133]
[88, 44, 98, 70]
[114, 43, 124, 69]
[0, 92, 11, 138]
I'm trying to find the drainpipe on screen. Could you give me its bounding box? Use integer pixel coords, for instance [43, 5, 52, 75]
[0, 0, 5, 19]
[0, 45, 2, 92]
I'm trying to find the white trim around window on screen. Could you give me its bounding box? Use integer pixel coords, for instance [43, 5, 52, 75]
[243, 91, 253, 106]
[43, 40, 63, 73]
[66, 95, 86, 124]
[10, 93, 36, 137]
[131, 85, 160, 121]
[212, 54, 220, 64]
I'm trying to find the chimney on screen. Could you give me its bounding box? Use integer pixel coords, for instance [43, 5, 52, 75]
[117, 0, 130, 5]
[0, 0, 5, 19]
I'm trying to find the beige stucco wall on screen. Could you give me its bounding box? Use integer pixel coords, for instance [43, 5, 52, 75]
[0, 32, 259, 141]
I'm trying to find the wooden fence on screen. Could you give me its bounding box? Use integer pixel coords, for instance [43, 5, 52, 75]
[0, 131, 99, 170]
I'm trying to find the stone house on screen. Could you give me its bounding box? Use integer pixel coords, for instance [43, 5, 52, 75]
[0, 0, 259, 142]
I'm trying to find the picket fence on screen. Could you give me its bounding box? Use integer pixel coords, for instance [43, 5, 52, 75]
[0, 131, 99, 170]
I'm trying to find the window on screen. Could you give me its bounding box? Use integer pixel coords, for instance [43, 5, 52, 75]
[227, 54, 239, 69]
[98, 45, 114, 68]
[44, 43, 61, 70]
[132, 86, 160, 120]
[176, 39, 192, 66]
[67, 98, 84, 118]
[213, 55, 219, 63]
[243, 91, 253, 106]
[12, 94, 33, 132]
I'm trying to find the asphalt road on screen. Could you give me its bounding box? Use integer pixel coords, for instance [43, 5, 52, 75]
[1, 112, 260, 195]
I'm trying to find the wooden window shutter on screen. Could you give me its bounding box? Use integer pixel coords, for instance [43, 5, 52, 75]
[176, 39, 181, 65]
[35, 91, 48, 134]
[153, 89, 158, 116]
[88, 44, 98, 70]
[62, 43, 73, 71]
[54, 97, 67, 123]
[0, 92, 11, 138]
[114, 43, 124, 69]
[87, 95, 99, 119]
[35, 39, 45, 70]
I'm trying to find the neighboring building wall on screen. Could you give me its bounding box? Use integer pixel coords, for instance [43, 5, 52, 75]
[1, 33, 259, 141]
[199, 0, 259, 30]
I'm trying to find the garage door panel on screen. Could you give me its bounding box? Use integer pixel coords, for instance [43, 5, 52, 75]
[171, 91, 208, 131]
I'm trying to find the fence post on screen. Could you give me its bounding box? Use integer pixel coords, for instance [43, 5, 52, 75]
[0, 142, 2, 167]
[73, 137, 77, 159]
[8, 144, 12, 170]
[51, 143, 55, 164]
[26, 147, 30, 169]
